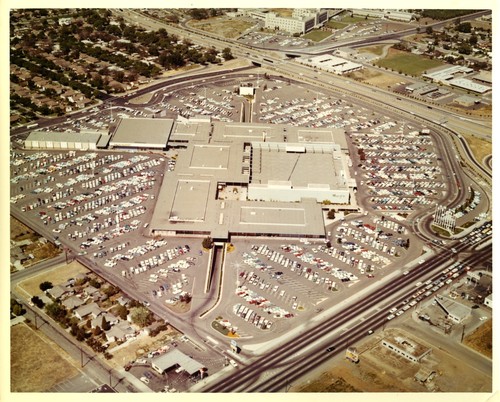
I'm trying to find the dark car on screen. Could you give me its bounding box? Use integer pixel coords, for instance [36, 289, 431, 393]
[326, 346, 336, 352]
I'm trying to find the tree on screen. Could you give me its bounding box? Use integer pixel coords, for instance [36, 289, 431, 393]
[222, 47, 233, 61]
[456, 22, 472, 33]
[94, 325, 102, 336]
[425, 26, 433, 35]
[39, 281, 53, 291]
[327, 210, 336, 219]
[130, 306, 153, 328]
[88, 278, 101, 288]
[202, 236, 214, 249]
[31, 296, 45, 308]
[101, 315, 111, 331]
[12, 303, 25, 316]
[76, 327, 87, 342]
[116, 304, 129, 320]
[45, 302, 68, 323]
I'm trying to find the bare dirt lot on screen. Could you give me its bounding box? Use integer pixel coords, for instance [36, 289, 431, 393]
[347, 67, 404, 88]
[16, 260, 89, 298]
[463, 319, 492, 359]
[108, 327, 179, 370]
[462, 132, 492, 163]
[189, 16, 255, 39]
[293, 327, 491, 392]
[11, 323, 80, 392]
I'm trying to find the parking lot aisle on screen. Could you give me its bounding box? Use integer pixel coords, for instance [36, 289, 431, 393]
[48, 372, 99, 392]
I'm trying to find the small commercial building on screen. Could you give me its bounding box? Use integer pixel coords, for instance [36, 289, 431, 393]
[151, 349, 205, 375]
[382, 332, 432, 363]
[297, 54, 363, 75]
[434, 296, 471, 323]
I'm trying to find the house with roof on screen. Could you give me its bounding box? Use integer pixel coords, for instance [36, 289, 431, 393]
[105, 321, 136, 343]
[62, 295, 85, 310]
[46, 284, 70, 301]
[83, 285, 100, 298]
[91, 312, 119, 329]
[74, 302, 102, 320]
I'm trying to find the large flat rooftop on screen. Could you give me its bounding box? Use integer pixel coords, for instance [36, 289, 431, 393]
[110, 117, 174, 148]
[148, 118, 353, 240]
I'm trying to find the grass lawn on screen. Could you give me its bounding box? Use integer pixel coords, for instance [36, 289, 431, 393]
[342, 16, 369, 24]
[326, 20, 348, 29]
[17, 260, 89, 298]
[375, 49, 444, 76]
[303, 30, 332, 42]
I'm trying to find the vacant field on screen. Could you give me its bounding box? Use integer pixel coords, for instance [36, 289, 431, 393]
[293, 327, 492, 392]
[347, 67, 403, 88]
[303, 30, 332, 42]
[463, 319, 492, 359]
[16, 260, 89, 298]
[189, 17, 254, 39]
[11, 323, 79, 392]
[375, 48, 444, 76]
[461, 132, 492, 163]
[358, 44, 387, 56]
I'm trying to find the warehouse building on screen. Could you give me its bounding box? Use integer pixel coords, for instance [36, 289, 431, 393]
[24, 131, 102, 150]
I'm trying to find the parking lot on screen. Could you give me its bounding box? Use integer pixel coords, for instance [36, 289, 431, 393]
[351, 127, 445, 212]
[222, 215, 413, 336]
[10, 73, 457, 346]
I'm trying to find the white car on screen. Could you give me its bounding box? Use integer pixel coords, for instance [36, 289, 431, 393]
[229, 359, 238, 368]
[140, 377, 149, 384]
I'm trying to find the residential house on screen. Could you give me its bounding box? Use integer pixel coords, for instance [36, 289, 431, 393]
[105, 321, 136, 343]
[46, 285, 69, 300]
[117, 296, 131, 306]
[62, 295, 85, 310]
[83, 285, 100, 298]
[74, 302, 102, 320]
[91, 312, 119, 329]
